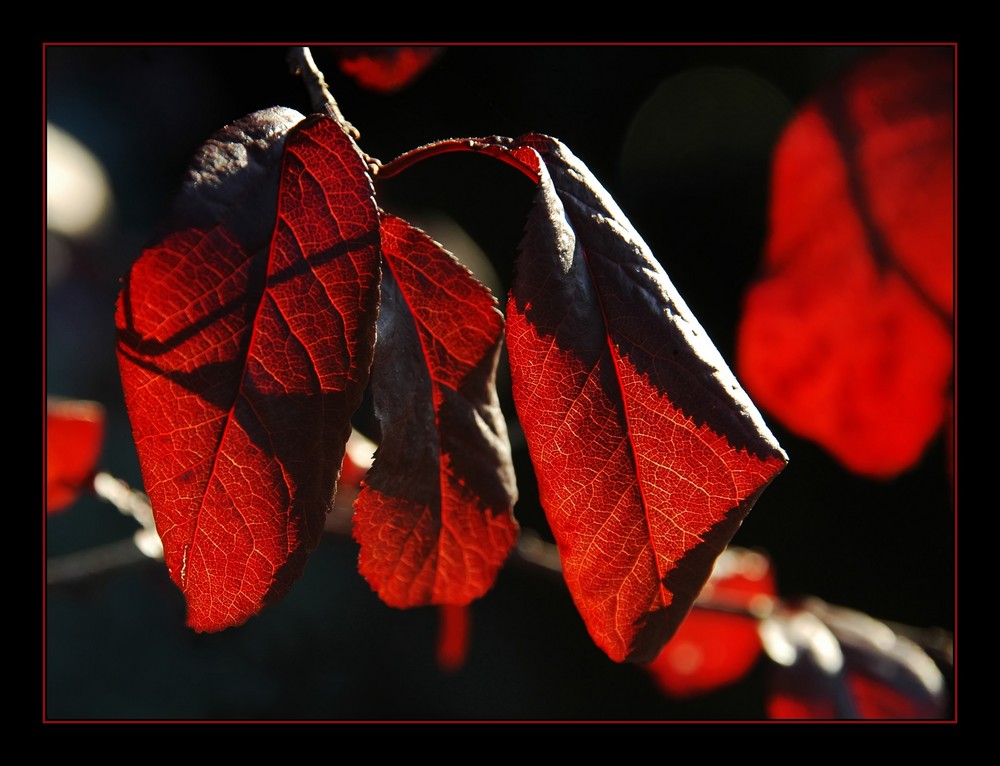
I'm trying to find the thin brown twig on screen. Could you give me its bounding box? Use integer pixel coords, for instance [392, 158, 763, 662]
[286, 46, 381, 176]
[286, 47, 356, 135]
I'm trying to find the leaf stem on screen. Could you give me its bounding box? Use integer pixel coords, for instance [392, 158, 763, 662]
[287, 46, 360, 141]
[93, 472, 153, 530]
[91, 472, 164, 560]
[47, 538, 157, 586]
[378, 137, 541, 184]
[48, 472, 166, 586]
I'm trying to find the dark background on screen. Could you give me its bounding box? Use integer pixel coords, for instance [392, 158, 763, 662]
[44, 44, 954, 721]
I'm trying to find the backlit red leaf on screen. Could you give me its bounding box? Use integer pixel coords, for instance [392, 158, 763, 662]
[333, 46, 443, 93]
[46, 397, 106, 514]
[502, 134, 787, 663]
[647, 547, 775, 697]
[115, 108, 380, 631]
[737, 47, 954, 478]
[353, 214, 518, 607]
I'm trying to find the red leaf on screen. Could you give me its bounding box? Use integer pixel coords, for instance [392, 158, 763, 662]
[115, 108, 380, 631]
[646, 547, 775, 698]
[353, 214, 518, 607]
[737, 47, 954, 478]
[501, 134, 787, 663]
[46, 397, 106, 514]
[333, 46, 443, 93]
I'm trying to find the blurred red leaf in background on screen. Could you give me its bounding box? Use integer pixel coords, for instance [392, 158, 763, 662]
[737, 46, 954, 478]
[46, 397, 106, 514]
[646, 547, 775, 698]
[436, 604, 471, 672]
[333, 46, 443, 93]
[761, 597, 949, 719]
[326, 427, 377, 530]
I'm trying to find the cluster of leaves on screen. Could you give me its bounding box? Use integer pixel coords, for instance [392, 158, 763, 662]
[46, 399, 951, 718]
[46, 44, 954, 718]
[112, 43, 788, 664]
[644, 546, 950, 718]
